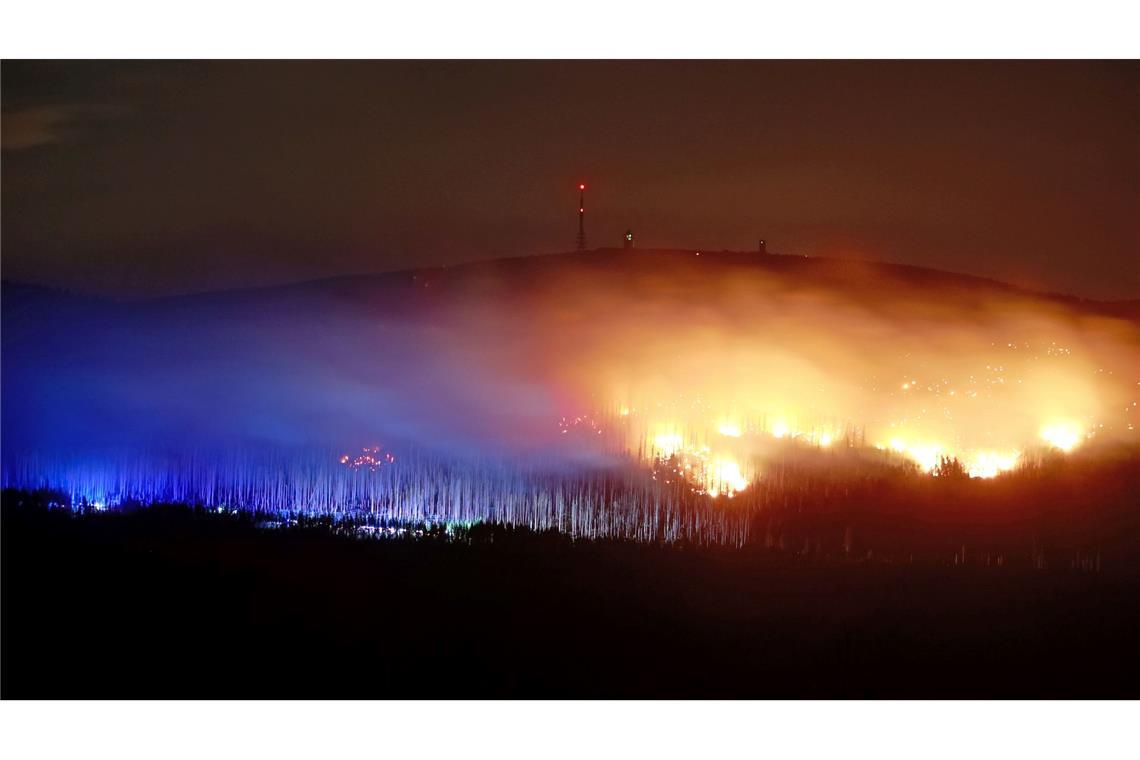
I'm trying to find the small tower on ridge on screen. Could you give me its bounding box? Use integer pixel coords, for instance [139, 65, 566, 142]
[576, 183, 587, 251]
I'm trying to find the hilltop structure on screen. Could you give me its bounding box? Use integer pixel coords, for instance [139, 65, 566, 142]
[576, 183, 587, 251]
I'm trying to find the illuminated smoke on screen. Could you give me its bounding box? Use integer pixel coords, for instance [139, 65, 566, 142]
[3, 252, 1137, 535]
[513, 253, 1137, 488]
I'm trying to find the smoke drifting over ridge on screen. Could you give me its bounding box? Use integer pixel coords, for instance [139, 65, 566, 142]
[3, 250, 1138, 496]
[451, 250, 1138, 488]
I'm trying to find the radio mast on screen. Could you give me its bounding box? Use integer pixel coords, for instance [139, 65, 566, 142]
[576, 183, 587, 251]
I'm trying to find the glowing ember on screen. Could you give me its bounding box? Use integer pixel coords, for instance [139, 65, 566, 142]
[339, 446, 396, 471]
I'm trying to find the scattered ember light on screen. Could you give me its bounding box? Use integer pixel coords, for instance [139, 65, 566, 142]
[340, 446, 396, 471]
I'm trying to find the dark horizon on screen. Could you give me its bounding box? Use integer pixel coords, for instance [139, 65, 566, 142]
[4, 245, 1139, 307]
[3, 60, 1137, 300]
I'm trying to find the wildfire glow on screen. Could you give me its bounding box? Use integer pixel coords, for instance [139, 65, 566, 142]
[1040, 422, 1083, 452]
[9, 250, 1137, 526]
[561, 256, 1136, 486]
[706, 457, 748, 498]
[965, 450, 1021, 479]
[650, 430, 684, 459]
[646, 424, 753, 496]
[717, 421, 742, 437]
[902, 442, 943, 473]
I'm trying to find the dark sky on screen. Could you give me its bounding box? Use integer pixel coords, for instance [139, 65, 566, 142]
[3, 60, 1137, 299]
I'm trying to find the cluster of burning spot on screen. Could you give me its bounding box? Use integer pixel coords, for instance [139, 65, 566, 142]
[557, 414, 605, 436]
[875, 420, 1085, 479]
[635, 411, 1091, 497]
[338, 446, 396, 471]
[337, 413, 1091, 498]
[647, 428, 750, 498]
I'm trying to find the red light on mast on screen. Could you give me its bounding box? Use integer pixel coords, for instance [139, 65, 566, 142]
[578, 183, 586, 190]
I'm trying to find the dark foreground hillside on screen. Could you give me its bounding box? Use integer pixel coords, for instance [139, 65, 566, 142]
[4, 500, 1139, 699]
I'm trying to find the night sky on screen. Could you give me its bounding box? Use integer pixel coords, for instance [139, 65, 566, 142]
[2, 60, 1137, 299]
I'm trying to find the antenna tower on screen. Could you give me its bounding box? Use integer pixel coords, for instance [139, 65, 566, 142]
[576, 183, 587, 251]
